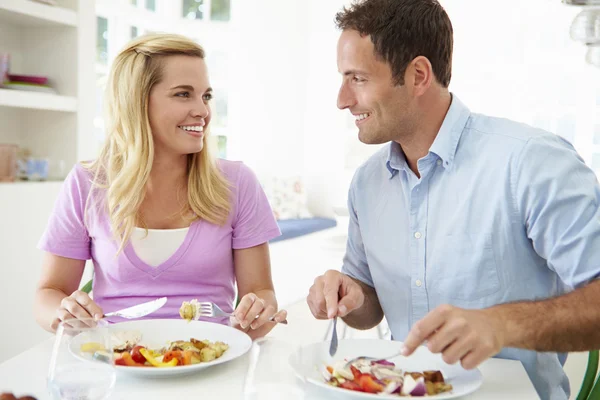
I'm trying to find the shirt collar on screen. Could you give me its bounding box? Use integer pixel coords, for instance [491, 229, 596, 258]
[385, 93, 471, 178]
[386, 141, 406, 177]
[429, 94, 471, 169]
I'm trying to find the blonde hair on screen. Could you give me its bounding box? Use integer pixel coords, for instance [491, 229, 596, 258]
[84, 33, 231, 253]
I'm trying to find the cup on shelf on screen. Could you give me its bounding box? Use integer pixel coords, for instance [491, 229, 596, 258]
[16, 156, 49, 181]
[0, 144, 18, 182]
[25, 158, 49, 181]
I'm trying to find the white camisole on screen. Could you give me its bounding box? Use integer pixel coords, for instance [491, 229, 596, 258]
[130, 227, 189, 267]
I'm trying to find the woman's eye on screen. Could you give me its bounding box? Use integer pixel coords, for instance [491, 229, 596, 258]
[175, 92, 190, 98]
[203, 93, 213, 101]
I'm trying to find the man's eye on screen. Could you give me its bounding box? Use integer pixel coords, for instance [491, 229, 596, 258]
[203, 93, 213, 101]
[175, 92, 190, 98]
[352, 76, 365, 83]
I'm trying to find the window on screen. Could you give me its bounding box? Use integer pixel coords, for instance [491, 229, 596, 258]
[96, 17, 108, 65]
[183, 0, 204, 20]
[211, 0, 230, 22]
[212, 88, 228, 128]
[95, 1, 235, 158]
[594, 123, 600, 145]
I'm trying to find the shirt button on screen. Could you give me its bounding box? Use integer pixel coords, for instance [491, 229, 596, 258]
[414, 232, 422, 239]
[437, 160, 442, 166]
[415, 279, 423, 287]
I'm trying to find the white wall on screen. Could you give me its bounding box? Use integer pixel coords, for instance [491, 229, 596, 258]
[227, 0, 352, 214]
[229, 0, 310, 176]
[442, 0, 597, 156]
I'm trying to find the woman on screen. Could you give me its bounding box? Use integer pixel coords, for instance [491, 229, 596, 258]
[33, 33, 286, 340]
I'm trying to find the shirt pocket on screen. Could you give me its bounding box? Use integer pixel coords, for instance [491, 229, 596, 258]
[428, 233, 501, 302]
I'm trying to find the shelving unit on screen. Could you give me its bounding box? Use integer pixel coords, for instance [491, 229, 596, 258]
[0, 0, 97, 366]
[0, 0, 77, 28]
[0, 88, 77, 112]
[0, 0, 96, 181]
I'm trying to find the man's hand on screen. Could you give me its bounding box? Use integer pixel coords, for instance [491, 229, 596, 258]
[307, 270, 365, 319]
[402, 304, 507, 369]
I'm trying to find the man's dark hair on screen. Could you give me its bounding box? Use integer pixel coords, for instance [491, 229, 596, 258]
[335, 0, 453, 87]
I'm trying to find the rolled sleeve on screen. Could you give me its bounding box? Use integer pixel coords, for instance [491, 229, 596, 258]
[341, 174, 375, 288]
[514, 134, 600, 289]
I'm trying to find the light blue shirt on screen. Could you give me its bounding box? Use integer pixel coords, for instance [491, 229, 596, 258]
[342, 95, 600, 400]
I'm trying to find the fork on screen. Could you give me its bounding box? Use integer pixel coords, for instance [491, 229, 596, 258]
[343, 347, 405, 368]
[329, 317, 338, 357]
[197, 301, 288, 325]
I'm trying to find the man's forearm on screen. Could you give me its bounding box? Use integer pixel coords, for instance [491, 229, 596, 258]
[489, 279, 600, 352]
[342, 277, 384, 330]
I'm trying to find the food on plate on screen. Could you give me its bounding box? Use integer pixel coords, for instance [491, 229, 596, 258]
[179, 299, 201, 322]
[81, 331, 229, 368]
[324, 358, 452, 396]
[111, 330, 142, 352]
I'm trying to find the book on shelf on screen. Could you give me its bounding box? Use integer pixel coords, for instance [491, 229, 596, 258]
[2, 82, 57, 94]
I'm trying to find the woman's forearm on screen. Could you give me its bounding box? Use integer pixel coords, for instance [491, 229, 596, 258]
[34, 287, 68, 333]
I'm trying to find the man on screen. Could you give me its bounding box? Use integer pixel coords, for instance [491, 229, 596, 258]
[306, 0, 600, 399]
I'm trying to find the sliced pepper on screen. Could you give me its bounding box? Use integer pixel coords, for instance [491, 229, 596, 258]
[350, 365, 363, 381]
[140, 348, 178, 368]
[358, 374, 384, 393]
[340, 381, 364, 392]
[116, 351, 145, 367]
[163, 350, 184, 366]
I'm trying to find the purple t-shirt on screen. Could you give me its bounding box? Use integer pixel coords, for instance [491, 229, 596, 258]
[38, 160, 281, 321]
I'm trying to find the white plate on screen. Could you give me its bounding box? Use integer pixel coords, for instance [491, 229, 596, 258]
[69, 319, 252, 377]
[289, 339, 482, 399]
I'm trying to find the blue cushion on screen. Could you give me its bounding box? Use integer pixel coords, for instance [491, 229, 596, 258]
[271, 218, 337, 243]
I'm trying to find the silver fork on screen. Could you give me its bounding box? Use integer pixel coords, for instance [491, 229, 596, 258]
[343, 348, 405, 368]
[197, 301, 288, 325]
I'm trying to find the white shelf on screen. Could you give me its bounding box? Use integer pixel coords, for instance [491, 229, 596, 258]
[0, 0, 77, 28]
[0, 88, 77, 112]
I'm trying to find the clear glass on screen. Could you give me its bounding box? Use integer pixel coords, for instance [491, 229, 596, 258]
[47, 319, 116, 400]
[242, 337, 305, 400]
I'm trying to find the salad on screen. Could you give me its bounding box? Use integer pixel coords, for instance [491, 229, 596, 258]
[81, 331, 229, 368]
[324, 358, 452, 396]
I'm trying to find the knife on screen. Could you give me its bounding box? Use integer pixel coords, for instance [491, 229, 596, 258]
[103, 297, 167, 319]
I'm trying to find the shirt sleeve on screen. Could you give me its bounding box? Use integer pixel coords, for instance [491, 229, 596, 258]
[231, 163, 281, 249]
[38, 165, 92, 260]
[514, 134, 600, 289]
[341, 172, 375, 287]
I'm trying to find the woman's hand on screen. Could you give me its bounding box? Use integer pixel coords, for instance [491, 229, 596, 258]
[232, 293, 287, 335]
[51, 290, 104, 331]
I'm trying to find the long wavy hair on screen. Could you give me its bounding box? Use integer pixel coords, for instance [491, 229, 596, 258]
[84, 33, 231, 254]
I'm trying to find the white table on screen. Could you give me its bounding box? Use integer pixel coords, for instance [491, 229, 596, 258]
[0, 337, 539, 400]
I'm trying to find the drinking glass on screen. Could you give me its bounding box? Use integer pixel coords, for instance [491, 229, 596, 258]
[242, 337, 305, 400]
[47, 318, 116, 400]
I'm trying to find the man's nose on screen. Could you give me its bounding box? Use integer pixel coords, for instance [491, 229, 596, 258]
[337, 84, 356, 110]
